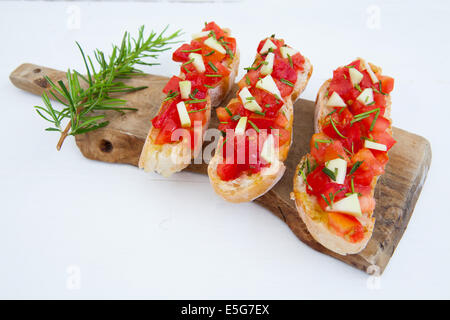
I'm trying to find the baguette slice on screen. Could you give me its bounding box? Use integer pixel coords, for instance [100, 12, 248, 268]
[138, 33, 240, 177]
[208, 51, 312, 203]
[292, 58, 392, 255]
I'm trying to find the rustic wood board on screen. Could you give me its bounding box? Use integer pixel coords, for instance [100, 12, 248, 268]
[10, 63, 432, 274]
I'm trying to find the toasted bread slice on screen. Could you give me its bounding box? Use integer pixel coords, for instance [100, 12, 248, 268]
[138, 37, 240, 177]
[208, 56, 313, 203]
[293, 58, 392, 255]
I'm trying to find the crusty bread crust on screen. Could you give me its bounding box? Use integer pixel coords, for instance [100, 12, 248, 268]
[138, 38, 240, 177]
[293, 58, 392, 255]
[208, 57, 313, 203]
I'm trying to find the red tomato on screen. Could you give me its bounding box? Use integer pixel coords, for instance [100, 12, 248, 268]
[306, 165, 330, 195]
[274, 78, 294, 97]
[329, 67, 357, 102]
[151, 99, 179, 129]
[217, 163, 240, 181]
[248, 115, 275, 130]
[238, 70, 260, 89]
[216, 107, 231, 122]
[276, 128, 290, 146]
[154, 119, 179, 145]
[350, 148, 384, 185]
[328, 212, 364, 243]
[162, 76, 182, 94]
[371, 131, 396, 150]
[378, 75, 394, 94]
[359, 195, 376, 213]
[172, 41, 202, 63]
[291, 53, 305, 71]
[274, 113, 288, 128]
[272, 56, 297, 93]
[342, 122, 364, 153]
[249, 87, 283, 117]
[362, 115, 390, 133]
[371, 150, 389, 166]
[203, 22, 226, 39]
[256, 37, 284, 55]
[202, 46, 226, 63]
[317, 184, 349, 211]
[310, 133, 349, 164]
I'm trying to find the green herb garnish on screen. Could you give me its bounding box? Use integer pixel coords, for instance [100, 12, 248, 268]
[34, 25, 182, 150]
[248, 120, 260, 133]
[349, 161, 363, 175]
[208, 61, 218, 72]
[322, 167, 337, 181]
[280, 78, 294, 87]
[330, 118, 347, 139]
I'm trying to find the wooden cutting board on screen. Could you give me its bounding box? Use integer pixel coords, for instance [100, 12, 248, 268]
[10, 63, 432, 274]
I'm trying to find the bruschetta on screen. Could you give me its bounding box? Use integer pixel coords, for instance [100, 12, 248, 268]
[139, 22, 240, 177]
[208, 36, 312, 202]
[292, 58, 395, 255]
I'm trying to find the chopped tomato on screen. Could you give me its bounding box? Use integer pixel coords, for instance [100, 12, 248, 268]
[350, 148, 384, 185]
[274, 113, 288, 128]
[362, 115, 390, 133]
[371, 150, 389, 166]
[154, 119, 179, 145]
[272, 56, 297, 97]
[378, 75, 394, 94]
[249, 87, 284, 117]
[216, 107, 231, 122]
[172, 41, 202, 63]
[256, 37, 284, 55]
[238, 70, 260, 89]
[310, 133, 349, 164]
[152, 99, 179, 129]
[162, 76, 182, 94]
[291, 53, 305, 71]
[217, 163, 241, 181]
[328, 212, 364, 243]
[276, 128, 290, 146]
[203, 21, 226, 39]
[359, 195, 376, 213]
[371, 131, 396, 150]
[202, 46, 226, 63]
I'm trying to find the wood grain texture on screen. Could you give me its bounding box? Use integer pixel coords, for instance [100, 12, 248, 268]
[10, 63, 432, 274]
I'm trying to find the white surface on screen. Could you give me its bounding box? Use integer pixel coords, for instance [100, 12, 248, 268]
[0, 0, 448, 299]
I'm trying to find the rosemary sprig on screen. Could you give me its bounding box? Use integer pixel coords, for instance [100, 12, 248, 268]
[35, 26, 182, 150]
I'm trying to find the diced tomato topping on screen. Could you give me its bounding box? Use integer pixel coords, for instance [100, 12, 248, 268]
[328, 212, 365, 243]
[303, 59, 395, 244]
[216, 107, 231, 122]
[217, 163, 241, 181]
[378, 75, 394, 94]
[172, 41, 202, 63]
[276, 128, 290, 146]
[274, 113, 288, 128]
[371, 131, 396, 150]
[238, 70, 260, 89]
[272, 56, 297, 97]
[154, 119, 179, 145]
[350, 148, 384, 185]
[256, 37, 284, 55]
[162, 76, 182, 94]
[291, 53, 305, 71]
[203, 22, 226, 39]
[359, 194, 376, 213]
[310, 133, 349, 164]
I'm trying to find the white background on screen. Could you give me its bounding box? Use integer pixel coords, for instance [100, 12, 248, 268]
[0, 0, 448, 299]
